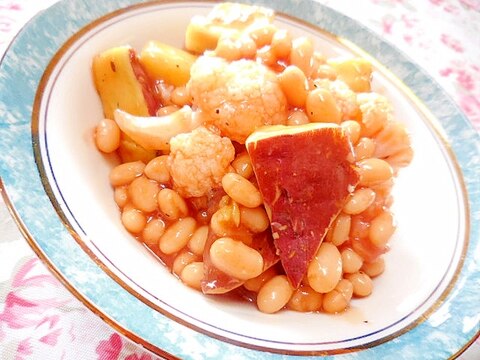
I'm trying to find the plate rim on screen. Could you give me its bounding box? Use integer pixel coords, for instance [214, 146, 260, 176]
[0, 0, 479, 358]
[32, 0, 472, 352]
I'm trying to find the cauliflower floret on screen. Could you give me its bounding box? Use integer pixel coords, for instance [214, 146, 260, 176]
[187, 56, 287, 143]
[357, 92, 393, 137]
[314, 79, 358, 120]
[168, 126, 235, 198]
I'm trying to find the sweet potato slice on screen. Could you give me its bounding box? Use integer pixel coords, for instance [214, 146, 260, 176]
[246, 123, 359, 288]
[93, 45, 159, 162]
[139, 41, 197, 86]
[92, 45, 159, 119]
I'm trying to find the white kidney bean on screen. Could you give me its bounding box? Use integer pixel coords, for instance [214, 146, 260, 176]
[232, 152, 253, 179]
[369, 211, 395, 247]
[329, 213, 351, 246]
[180, 261, 204, 290]
[361, 257, 385, 278]
[306, 88, 341, 124]
[278, 65, 308, 108]
[386, 147, 414, 170]
[159, 217, 197, 254]
[121, 207, 146, 234]
[343, 188, 376, 215]
[173, 250, 199, 277]
[336, 279, 354, 301]
[95, 118, 120, 153]
[345, 272, 373, 297]
[221, 173, 262, 208]
[287, 285, 323, 312]
[209, 237, 263, 281]
[240, 206, 270, 233]
[322, 279, 353, 314]
[144, 155, 170, 184]
[109, 161, 145, 186]
[210, 206, 235, 238]
[307, 242, 342, 293]
[188, 225, 209, 256]
[128, 176, 160, 213]
[354, 137, 376, 161]
[256, 47, 277, 67]
[314, 63, 337, 80]
[289, 36, 314, 77]
[257, 275, 294, 314]
[341, 120, 361, 145]
[114, 186, 128, 208]
[270, 29, 292, 59]
[171, 86, 192, 107]
[341, 248, 364, 274]
[142, 218, 166, 247]
[322, 289, 347, 314]
[356, 158, 393, 186]
[248, 24, 276, 47]
[287, 109, 309, 126]
[157, 188, 189, 220]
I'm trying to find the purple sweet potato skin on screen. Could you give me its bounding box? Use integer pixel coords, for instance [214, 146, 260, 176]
[248, 127, 359, 288]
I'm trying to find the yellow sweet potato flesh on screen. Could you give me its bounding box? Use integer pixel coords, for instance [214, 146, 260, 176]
[185, 21, 222, 54]
[92, 45, 150, 120]
[139, 41, 197, 87]
[117, 134, 157, 164]
[92, 46, 156, 162]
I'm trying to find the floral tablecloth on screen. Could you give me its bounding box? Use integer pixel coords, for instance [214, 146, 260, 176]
[0, 0, 479, 359]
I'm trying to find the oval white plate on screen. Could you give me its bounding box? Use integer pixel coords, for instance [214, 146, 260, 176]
[0, 1, 478, 358]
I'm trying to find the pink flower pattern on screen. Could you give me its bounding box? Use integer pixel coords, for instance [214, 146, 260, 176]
[96, 334, 123, 360]
[0, 0, 479, 359]
[0, 258, 158, 359]
[96, 334, 154, 360]
[440, 34, 464, 53]
[459, 0, 480, 10]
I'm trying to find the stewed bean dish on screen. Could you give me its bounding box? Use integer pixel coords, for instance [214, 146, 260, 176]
[92, 2, 413, 314]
